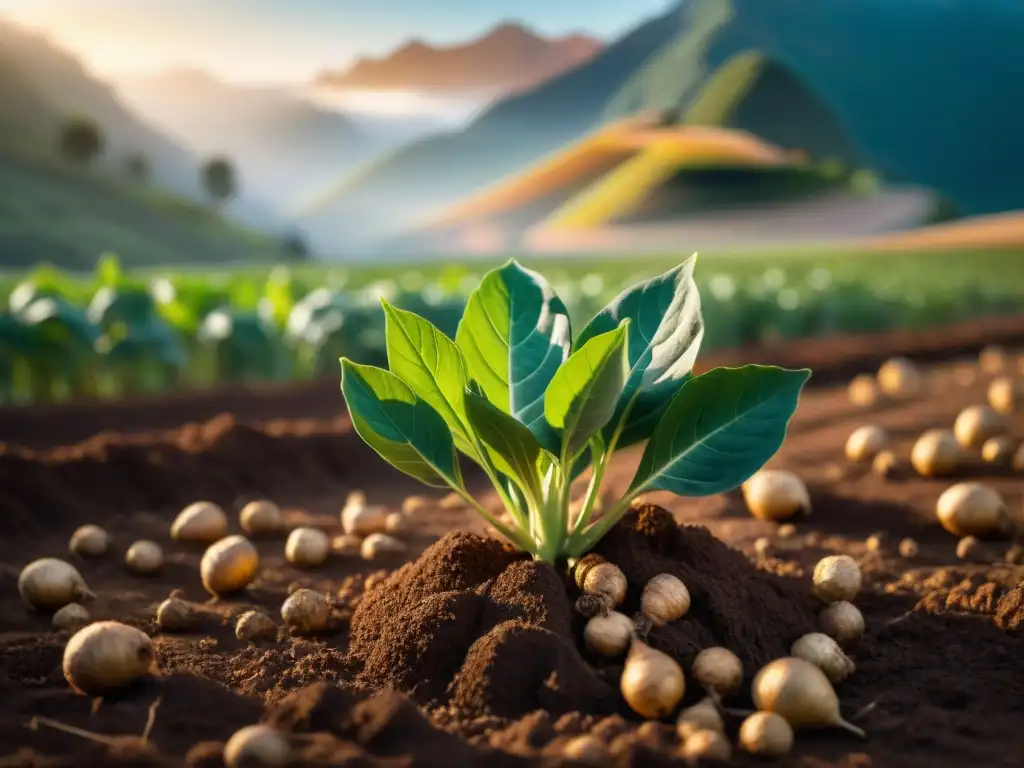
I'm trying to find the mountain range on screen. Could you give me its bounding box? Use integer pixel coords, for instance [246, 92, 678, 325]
[316, 22, 602, 95]
[299, 0, 1024, 252]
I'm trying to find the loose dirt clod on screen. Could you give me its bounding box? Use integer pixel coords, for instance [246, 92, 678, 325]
[68, 524, 110, 558]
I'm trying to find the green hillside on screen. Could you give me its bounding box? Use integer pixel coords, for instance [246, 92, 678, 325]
[0, 149, 290, 269]
[301, 0, 1024, 247]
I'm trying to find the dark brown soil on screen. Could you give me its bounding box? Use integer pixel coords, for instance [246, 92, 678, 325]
[0, 319, 1022, 768]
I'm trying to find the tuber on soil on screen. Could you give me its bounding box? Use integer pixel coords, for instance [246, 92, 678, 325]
[125, 540, 163, 575]
[156, 597, 196, 632]
[936, 482, 1009, 537]
[18, 558, 95, 611]
[574, 557, 627, 616]
[677, 698, 724, 738]
[811, 555, 862, 604]
[52, 603, 90, 631]
[742, 470, 811, 522]
[953, 404, 1008, 449]
[561, 734, 610, 767]
[978, 344, 1010, 375]
[987, 376, 1020, 414]
[791, 632, 856, 684]
[361, 532, 407, 560]
[877, 356, 922, 397]
[285, 527, 330, 566]
[339, 256, 809, 563]
[330, 534, 362, 556]
[239, 499, 282, 536]
[584, 610, 634, 657]
[223, 724, 289, 768]
[956, 535, 985, 562]
[981, 435, 1017, 465]
[201, 535, 259, 596]
[691, 647, 743, 702]
[62, 621, 155, 696]
[738, 711, 794, 756]
[641, 573, 691, 627]
[911, 429, 961, 477]
[620, 637, 686, 719]
[679, 728, 731, 765]
[872, 449, 899, 478]
[280, 588, 330, 634]
[844, 425, 888, 463]
[68, 525, 110, 558]
[341, 501, 387, 537]
[847, 373, 879, 407]
[898, 538, 919, 558]
[235, 610, 277, 643]
[171, 501, 228, 543]
[818, 601, 865, 647]
[384, 511, 410, 535]
[751, 657, 865, 737]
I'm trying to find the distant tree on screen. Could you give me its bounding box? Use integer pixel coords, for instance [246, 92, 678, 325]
[58, 117, 104, 166]
[281, 231, 311, 261]
[201, 157, 237, 208]
[124, 153, 149, 184]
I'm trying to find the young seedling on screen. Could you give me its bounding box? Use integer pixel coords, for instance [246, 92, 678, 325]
[340, 256, 810, 564]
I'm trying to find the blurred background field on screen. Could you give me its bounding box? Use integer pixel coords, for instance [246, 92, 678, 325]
[0, 0, 1022, 406]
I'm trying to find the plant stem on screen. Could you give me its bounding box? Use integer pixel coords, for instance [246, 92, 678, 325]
[453, 485, 534, 553]
[566, 488, 643, 558]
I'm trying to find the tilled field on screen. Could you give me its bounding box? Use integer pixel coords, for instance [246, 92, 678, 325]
[1, 315, 1022, 768]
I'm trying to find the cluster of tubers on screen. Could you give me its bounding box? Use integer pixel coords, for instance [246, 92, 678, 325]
[576, 556, 866, 761]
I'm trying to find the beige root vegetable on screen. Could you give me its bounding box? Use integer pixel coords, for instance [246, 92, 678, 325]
[281, 588, 331, 634]
[811, 555, 862, 604]
[742, 470, 811, 522]
[361, 533, 407, 561]
[68, 525, 110, 558]
[330, 534, 362, 557]
[956, 535, 985, 562]
[641, 574, 691, 627]
[620, 638, 686, 719]
[18, 558, 95, 611]
[898, 538, 919, 558]
[561, 735, 610, 767]
[341, 501, 387, 537]
[877, 356, 922, 397]
[345, 489, 367, 507]
[847, 373, 879, 407]
[738, 711, 794, 757]
[239, 500, 282, 536]
[988, 376, 1020, 414]
[819, 601, 865, 647]
[223, 724, 289, 768]
[384, 511, 409, 535]
[752, 657, 864, 737]
[125, 540, 163, 575]
[401, 494, 429, 516]
[872, 450, 899, 479]
[677, 698, 724, 739]
[911, 429, 961, 477]
[691, 647, 743, 702]
[981, 435, 1017, 465]
[844, 425, 888, 463]
[953, 404, 1008, 449]
[52, 603, 90, 631]
[63, 621, 155, 696]
[573, 556, 628, 616]
[584, 611, 634, 657]
[285, 527, 330, 566]
[679, 729, 731, 765]
[235, 610, 278, 643]
[171, 501, 228, 543]
[979, 344, 1010, 374]
[791, 632, 856, 684]
[201, 535, 259, 596]
[156, 597, 196, 632]
[936, 482, 1009, 537]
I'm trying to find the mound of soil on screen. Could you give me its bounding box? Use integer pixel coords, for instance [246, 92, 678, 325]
[347, 505, 818, 720]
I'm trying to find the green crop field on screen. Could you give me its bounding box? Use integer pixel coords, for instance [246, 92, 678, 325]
[2, 246, 1023, 406]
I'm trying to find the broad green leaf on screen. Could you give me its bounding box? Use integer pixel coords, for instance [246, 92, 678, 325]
[544, 324, 629, 461]
[576, 254, 704, 449]
[455, 260, 570, 450]
[340, 358, 461, 488]
[630, 365, 810, 497]
[464, 391, 544, 504]
[382, 299, 473, 453]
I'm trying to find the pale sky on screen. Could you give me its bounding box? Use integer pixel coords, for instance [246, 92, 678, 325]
[0, 0, 676, 84]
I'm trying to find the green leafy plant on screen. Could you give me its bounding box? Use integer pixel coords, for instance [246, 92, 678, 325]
[344, 255, 811, 564]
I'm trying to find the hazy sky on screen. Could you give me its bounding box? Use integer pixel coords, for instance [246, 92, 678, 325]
[0, 0, 675, 84]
